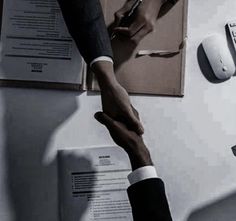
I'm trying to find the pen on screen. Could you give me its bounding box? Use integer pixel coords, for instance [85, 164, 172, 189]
[111, 0, 143, 40]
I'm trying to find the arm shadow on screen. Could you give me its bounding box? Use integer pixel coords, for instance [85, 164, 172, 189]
[187, 191, 236, 221]
[58, 153, 95, 221]
[2, 88, 80, 221]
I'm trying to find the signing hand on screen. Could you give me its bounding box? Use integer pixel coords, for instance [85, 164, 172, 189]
[95, 112, 153, 170]
[114, 0, 165, 44]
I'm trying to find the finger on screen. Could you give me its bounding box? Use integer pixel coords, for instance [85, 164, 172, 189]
[94, 112, 114, 128]
[114, 11, 124, 27]
[126, 109, 144, 135]
[114, 0, 136, 26]
[114, 22, 144, 38]
[131, 24, 154, 44]
[131, 105, 140, 120]
[95, 112, 126, 133]
[113, 27, 130, 36]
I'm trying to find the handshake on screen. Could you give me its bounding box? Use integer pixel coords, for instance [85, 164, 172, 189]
[94, 112, 153, 171]
[92, 60, 153, 171]
[94, 111, 153, 171]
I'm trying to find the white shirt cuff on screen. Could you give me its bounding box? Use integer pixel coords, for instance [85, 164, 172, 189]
[90, 56, 113, 67]
[128, 166, 158, 185]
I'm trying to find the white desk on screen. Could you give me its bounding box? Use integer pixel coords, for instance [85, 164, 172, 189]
[1, 0, 236, 220]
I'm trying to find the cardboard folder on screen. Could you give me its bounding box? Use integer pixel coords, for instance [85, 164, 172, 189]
[0, 0, 188, 95]
[88, 0, 188, 96]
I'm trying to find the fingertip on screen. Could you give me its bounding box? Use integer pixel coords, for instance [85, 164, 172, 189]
[94, 112, 103, 123]
[129, 118, 144, 135]
[137, 125, 144, 135]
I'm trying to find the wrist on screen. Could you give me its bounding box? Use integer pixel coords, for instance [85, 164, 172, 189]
[91, 61, 118, 90]
[127, 144, 153, 171]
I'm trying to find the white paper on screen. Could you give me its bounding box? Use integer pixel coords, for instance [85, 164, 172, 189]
[0, 0, 83, 84]
[58, 146, 133, 221]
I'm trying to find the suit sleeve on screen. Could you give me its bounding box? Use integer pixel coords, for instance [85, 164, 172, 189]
[127, 178, 173, 221]
[57, 0, 113, 64]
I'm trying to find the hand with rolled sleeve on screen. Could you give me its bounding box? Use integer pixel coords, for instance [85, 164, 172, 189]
[57, 0, 144, 135]
[113, 0, 177, 44]
[95, 111, 173, 221]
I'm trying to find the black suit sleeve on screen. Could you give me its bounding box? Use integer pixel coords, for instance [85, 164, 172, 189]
[57, 0, 113, 64]
[127, 178, 172, 221]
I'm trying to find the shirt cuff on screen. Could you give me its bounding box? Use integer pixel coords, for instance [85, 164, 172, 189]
[128, 166, 158, 185]
[90, 56, 113, 67]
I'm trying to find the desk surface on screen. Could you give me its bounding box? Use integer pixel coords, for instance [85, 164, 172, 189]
[1, 1, 236, 221]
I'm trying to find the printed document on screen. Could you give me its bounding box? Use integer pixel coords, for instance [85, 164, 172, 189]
[0, 0, 83, 84]
[58, 146, 133, 221]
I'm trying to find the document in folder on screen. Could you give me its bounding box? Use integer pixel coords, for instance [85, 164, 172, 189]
[88, 0, 188, 96]
[0, 0, 85, 90]
[0, 0, 187, 94]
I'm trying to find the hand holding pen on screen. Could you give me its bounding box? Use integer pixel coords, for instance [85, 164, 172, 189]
[111, 0, 143, 40]
[112, 0, 166, 44]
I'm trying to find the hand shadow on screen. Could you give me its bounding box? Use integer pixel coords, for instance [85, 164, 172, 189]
[3, 88, 79, 221]
[107, 1, 176, 72]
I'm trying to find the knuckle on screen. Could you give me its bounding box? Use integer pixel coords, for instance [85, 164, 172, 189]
[139, 12, 149, 21]
[115, 11, 122, 19]
[147, 21, 155, 32]
[126, 30, 133, 37]
[138, 14, 146, 22]
[130, 37, 139, 45]
[120, 106, 128, 114]
[149, 26, 154, 32]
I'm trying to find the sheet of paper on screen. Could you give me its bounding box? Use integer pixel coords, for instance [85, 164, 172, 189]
[0, 0, 83, 84]
[58, 146, 133, 221]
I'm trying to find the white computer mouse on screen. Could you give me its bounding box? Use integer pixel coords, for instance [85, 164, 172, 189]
[202, 34, 235, 80]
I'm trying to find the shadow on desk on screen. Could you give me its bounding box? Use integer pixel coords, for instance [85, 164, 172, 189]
[187, 191, 236, 221]
[2, 88, 83, 221]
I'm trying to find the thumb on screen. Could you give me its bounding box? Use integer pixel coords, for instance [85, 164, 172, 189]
[114, 11, 124, 27]
[127, 110, 144, 135]
[114, 0, 135, 27]
[94, 112, 115, 128]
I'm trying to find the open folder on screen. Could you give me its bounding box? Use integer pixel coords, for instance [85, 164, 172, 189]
[88, 0, 188, 96]
[0, 0, 188, 96]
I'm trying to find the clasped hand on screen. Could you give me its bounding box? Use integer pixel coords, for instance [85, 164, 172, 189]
[92, 61, 144, 135]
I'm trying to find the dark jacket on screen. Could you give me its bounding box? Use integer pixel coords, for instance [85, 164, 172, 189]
[57, 0, 113, 64]
[128, 178, 173, 221]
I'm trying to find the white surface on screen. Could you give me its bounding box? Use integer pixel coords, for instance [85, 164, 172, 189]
[1, 1, 236, 221]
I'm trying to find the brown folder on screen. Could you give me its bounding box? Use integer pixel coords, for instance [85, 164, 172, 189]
[88, 0, 188, 96]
